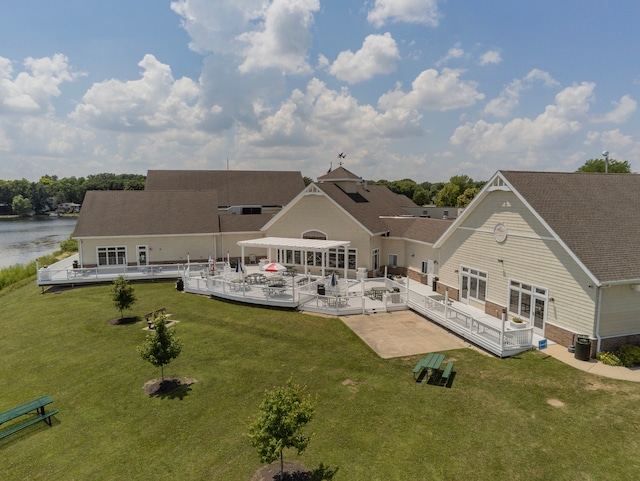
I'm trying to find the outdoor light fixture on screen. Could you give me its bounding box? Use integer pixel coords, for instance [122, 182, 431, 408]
[498, 259, 504, 263]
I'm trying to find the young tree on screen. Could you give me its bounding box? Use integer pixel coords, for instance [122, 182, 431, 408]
[247, 379, 315, 479]
[138, 314, 182, 381]
[111, 275, 136, 319]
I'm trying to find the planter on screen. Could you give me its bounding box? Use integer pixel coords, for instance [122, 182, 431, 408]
[509, 320, 528, 329]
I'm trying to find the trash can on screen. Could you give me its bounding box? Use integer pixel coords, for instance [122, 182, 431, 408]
[317, 284, 325, 296]
[175, 279, 184, 291]
[574, 335, 591, 361]
[432, 276, 439, 292]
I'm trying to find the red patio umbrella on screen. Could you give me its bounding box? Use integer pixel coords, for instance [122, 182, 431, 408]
[264, 262, 287, 273]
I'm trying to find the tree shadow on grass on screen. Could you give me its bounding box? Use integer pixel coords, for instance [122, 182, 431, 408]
[252, 462, 338, 481]
[143, 377, 196, 400]
[107, 316, 139, 326]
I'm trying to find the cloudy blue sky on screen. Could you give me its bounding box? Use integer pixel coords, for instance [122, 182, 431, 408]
[1, 0, 639, 182]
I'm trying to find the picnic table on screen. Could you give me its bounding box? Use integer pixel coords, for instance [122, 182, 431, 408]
[263, 286, 287, 297]
[412, 353, 455, 385]
[413, 353, 445, 381]
[370, 286, 388, 300]
[246, 273, 266, 284]
[429, 294, 452, 306]
[0, 395, 58, 439]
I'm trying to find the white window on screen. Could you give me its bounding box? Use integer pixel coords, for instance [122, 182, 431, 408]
[97, 246, 127, 266]
[509, 280, 548, 329]
[460, 266, 487, 302]
[388, 254, 398, 267]
[421, 261, 428, 274]
[372, 248, 380, 271]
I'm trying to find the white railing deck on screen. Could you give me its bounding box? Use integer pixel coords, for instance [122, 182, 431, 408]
[37, 258, 533, 357]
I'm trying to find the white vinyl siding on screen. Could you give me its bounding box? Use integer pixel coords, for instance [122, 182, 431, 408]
[438, 190, 597, 335]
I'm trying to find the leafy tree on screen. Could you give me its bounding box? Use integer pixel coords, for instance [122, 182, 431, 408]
[412, 187, 430, 206]
[138, 314, 182, 380]
[11, 194, 33, 216]
[303, 176, 313, 186]
[457, 187, 480, 208]
[577, 158, 631, 173]
[111, 275, 137, 319]
[247, 379, 315, 480]
[433, 183, 460, 207]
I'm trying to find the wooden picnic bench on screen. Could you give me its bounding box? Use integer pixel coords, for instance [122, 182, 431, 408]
[0, 395, 58, 439]
[144, 307, 167, 329]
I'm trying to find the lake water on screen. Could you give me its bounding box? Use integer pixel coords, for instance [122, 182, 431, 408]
[0, 217, 77, 269]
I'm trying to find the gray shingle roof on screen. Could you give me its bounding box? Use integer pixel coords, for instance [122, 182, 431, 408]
[315, 181, 417, 234]
[219, 214, 274, 233]
[145, 170, 305, 207]
[73, 190, 219, 237]
[501, 171, 640, 283]
[382, 217, 453, 244]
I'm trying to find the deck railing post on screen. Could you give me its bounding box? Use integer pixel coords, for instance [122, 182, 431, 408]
[500, 308, 506, 351]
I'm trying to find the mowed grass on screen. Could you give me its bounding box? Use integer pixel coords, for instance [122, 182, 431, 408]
[2, 281, 640, 480]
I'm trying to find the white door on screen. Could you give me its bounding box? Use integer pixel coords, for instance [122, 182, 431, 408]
[137, 245, 148, 266]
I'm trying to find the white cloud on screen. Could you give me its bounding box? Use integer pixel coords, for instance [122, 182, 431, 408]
[452, 82, 596, 159]
[170, 0, 267, 55]
[368, 0, 440, 28]
[378, 68, 484, 112]
[479, 50, 501, 66]
[597, 95, 637, 124]
[484, 68, 559, 117]
[236, 78, 423, 160]
[71, 54, 206, 132]
[436, 43, 465, 66]
[328, 33, 400, 84]
[237, 0, 320, 75]
[0, 54, 78, 114]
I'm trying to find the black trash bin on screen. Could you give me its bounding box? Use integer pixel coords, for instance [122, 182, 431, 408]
[176, 279, 184, 291]
[432, 276, 439, 292]
[317, 284, 325, 296]
[574, 335, 591, 361]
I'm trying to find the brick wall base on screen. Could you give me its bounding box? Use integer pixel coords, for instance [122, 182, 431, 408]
[407, 269, 428, 285]
[545, 324, 596, 358]
[436, 284, 459, 301]
[485, 300, 505, 320]
[600, 334, 640, 353]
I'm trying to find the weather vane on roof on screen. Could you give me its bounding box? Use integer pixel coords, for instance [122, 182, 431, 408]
[337, 152, 346, 166]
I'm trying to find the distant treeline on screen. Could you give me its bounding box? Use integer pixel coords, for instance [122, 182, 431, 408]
[0, 173, 146, 214]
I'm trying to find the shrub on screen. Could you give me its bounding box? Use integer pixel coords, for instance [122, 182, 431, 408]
[596, 351, 622, 366]
[614, 344, 640, 368]
[59, 235, 78, 253]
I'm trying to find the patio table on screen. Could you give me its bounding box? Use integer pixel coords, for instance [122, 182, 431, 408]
[371, 287, 388, 300]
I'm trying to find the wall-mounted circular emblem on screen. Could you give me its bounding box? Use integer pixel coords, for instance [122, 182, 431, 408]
[493, 223, 507, 243]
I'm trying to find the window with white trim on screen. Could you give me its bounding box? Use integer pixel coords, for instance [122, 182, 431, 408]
[388, 254, 398, 267]
[460, 266, 487, 302]
[97, 246, 127, 266]
[509, 280, 547, 321]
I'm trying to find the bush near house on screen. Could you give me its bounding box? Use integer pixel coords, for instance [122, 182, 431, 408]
[614, 344, 640, 368]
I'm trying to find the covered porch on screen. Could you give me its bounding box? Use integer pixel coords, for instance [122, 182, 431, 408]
[237, 237, 353, 279]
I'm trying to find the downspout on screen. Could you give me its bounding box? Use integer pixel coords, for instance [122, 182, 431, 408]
[595, 286, 603, 353]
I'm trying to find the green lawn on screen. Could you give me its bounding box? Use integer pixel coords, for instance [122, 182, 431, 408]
[1, 281, 640, 480]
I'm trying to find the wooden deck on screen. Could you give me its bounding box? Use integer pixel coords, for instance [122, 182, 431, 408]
[37, 257, 534, 357]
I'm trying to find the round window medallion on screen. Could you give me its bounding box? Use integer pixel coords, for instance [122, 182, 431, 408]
[493, 223, 507, 243]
